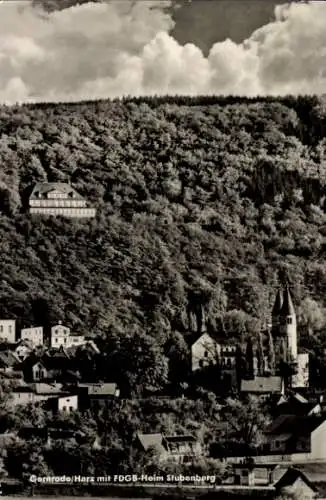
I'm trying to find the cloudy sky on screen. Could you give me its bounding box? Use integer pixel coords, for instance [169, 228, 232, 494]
[0, 0, 325, 103]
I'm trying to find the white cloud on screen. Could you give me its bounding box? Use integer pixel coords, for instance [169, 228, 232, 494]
[0, 0, 325, 103]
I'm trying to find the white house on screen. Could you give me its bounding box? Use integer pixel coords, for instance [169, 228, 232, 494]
[51, 322, 85, 348]
[21, 326, 43, 347]
[191, 333, 237, 372]
[58, 395, 78, 413]
[0, 320, 16, 343]
[191, 333, 221, 372]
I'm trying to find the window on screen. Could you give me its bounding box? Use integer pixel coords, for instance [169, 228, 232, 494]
[204, 350, 208, 358]
[69, 406, 73, 411]
[62, 406, 67, 412]
[0, 325, 3, 333]
[9, 325, 12, 333]
[55, 338, 58, 343]
[287, 317, 292, 324]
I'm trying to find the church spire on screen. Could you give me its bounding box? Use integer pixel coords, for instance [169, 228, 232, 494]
[279, 285, 295, 317]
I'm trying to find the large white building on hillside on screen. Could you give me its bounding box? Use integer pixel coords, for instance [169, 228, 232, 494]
[29, 182, 96, 218]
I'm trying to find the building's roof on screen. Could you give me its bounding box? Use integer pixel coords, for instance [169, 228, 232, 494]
[265, 415, 325, 437]
[241, 376, 283, 394]
[137, 432, 165, 452]
[31, 383, 65, 395]
[279, 286, 296, 316]
[0, 351, 20, 367]
[272, 288, 283, 316]
[274, 467, 318, 492]
[30, 183, 84, 201]
[79, 383, 118, 396]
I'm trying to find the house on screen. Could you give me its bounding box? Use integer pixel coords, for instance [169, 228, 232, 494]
[136, 433, 202, 464]
[57, 395, 78, 413]
[29, 182, 96, 218]
[0, 320, 16, 343]
[51, 322, 71, 348]
[260, 414, 326, 462]
[13, 339, 33, 361]
[163, 435, 203, 463]
[77, 382, 120, 407]
[50, 322, 86, 349]
[20, 326, 43, 347]
[273, 467, 318, 499]
[10, 382, 35, 406]
[233, 462, 276, 486]
[21, 357, 49, 382]
[240, 376, 285, 397]
[191, 332, 236, 372]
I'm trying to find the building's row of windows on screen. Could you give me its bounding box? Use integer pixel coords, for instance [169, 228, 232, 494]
[47, 192, 72, 199]
[31, 199, 86, 207]
[31, 208, 95, 216]
[0, 324, 13, 334]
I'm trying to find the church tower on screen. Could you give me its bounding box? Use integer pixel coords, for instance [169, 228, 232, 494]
[279, 285, 297, 361]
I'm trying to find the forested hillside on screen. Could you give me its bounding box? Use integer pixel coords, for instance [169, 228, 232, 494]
[1, 95, 326, 359]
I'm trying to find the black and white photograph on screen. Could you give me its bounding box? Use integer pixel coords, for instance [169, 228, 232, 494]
[0, 0, 326, 499]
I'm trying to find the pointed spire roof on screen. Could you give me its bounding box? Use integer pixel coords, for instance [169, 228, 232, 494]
[272, 288, 283, 316]
[279, 286, 296, 316]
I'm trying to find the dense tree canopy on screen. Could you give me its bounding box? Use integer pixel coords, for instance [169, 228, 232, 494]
[1, 95, 326, 378]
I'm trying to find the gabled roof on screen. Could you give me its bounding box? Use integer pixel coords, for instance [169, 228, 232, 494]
[0, 351, 20, 367]
[137, 432, 164, 453]
[30, 183, 83, 200]
[274, 467, 318, 493]
[265, 415, 325, 437]
[241, 376, 283, 394]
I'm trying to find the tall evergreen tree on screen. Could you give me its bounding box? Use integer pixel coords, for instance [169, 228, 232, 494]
[267, 329, 276, 374]
[256, 332, 265, 376]
[246, 338, 255, 380]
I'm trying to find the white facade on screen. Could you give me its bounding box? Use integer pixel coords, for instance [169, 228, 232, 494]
[30, 207, 96, 217]
[51, 323, 70, 348]
[191, 333, 221, 372]
[58, 395, 78, 413]
[21, 326, 43, 347]
[280, 313, 298, 361]
[51, 323, 85, 348]
[0, 320, 16, 343]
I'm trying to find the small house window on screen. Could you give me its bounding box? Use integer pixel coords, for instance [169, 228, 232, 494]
[204, 350, 208, 358]
[0, 325, 3, 333]
[9, 325, 12, 333]
[62, 406, 67, 411]
[287, 317, 292, 324]
[69, 406, 73, 411]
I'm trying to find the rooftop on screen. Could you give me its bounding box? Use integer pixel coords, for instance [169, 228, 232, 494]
[241, 376, 283, 394]
[30, 183, 84, 201]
